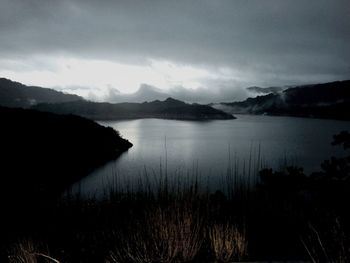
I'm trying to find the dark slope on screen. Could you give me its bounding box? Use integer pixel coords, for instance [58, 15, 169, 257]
[0, 106, 132, 203]
[34, 97, 235, 120]
[0, 78, 83, 108]
[0, 78, 234, 120]
[222, 80, 350, 120]
[246, 86, 284, 94]
[0, 106, 132, 252]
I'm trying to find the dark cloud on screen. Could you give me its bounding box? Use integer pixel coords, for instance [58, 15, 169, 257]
[0, 0, 350, 98]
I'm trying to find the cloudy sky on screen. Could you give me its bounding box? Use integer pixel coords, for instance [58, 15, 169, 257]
[0, 0, 349, 103]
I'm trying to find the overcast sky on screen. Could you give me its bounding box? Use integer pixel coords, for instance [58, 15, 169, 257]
[0, 0, 349, 103]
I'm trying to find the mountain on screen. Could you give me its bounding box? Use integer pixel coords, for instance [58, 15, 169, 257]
[220, 80, 350, 120]
[0, 78, 83, 108]
[246, 86, 284, 95]
[33, 97, 235, 120]
[107, 84, 170, 103]
[0, 78, 234, 120]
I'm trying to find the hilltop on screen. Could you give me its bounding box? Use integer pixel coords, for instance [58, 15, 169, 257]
[33, 97, 235, 120]
[0, 78, 234, 120]
[220, 80, 350, 120]
[0, 78, 83, 108]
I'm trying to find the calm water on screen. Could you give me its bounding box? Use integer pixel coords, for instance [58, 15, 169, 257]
[71, 115, 350, 196]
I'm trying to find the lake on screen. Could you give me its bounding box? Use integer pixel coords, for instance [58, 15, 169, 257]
[70, 114, 350, 196]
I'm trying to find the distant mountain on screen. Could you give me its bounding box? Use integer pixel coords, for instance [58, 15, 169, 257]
[34, 97, 235, 120]
[0, 78, 234, 120]
[102, 83, 251, 104]
[220, 80, 350, 120]
[107, 84, 170, 103]
[0, 78, 83, 108]
[246, 86, 284, 95]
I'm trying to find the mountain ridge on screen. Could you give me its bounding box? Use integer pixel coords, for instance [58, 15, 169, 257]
[220, 80, 350, 120]
[33, 97, 235, 120]
[0, 78, 83, 108]
[0, 78, 234, 120]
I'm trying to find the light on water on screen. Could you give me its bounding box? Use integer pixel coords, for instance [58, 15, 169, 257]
[70, 115, 350, 197]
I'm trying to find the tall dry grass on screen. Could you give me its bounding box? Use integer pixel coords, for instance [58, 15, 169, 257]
[8, 239, 60, 263]
[107, 199, 205, 263]
[301, 219, 350, 263]
[209, 222, 247, 262]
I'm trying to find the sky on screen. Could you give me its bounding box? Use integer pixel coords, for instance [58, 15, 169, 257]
[0, 0, 349, 103]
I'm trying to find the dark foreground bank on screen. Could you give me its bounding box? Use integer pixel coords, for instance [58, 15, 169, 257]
[0, 106, 132, 194]
[0, 106, 132, 253]
[2, 131, 350, 262]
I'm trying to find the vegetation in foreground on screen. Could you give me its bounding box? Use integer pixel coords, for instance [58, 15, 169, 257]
[2, 131, 350, 262]
[0, 106, 132, 259]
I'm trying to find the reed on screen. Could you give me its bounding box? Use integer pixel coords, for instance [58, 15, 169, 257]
[6, 134, 350, 262]
[8, 239, 60, 263]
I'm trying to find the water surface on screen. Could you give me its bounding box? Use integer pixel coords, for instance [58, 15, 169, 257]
[71, 115, 350, 196]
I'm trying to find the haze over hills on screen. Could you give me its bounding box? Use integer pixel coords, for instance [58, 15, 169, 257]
[246, 86, 285, 95]
[218, 80, 350, 120]
[104, 84, 170, 103]
[33, 97, 235, 120]
[96, 83, 250, 104]
[0, 78, 234, 120]
[0, 78, 83, 108]
[2, 77, 350, 121]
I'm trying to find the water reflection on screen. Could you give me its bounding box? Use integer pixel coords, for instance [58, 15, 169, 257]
[70, 115, 350, 197]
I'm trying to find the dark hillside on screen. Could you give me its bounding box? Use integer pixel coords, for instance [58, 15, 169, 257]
[0, 106, 132, 202]
[0, 78, 83, 108]
[222, 80, 350, 120]
[34, 97, 235, 120]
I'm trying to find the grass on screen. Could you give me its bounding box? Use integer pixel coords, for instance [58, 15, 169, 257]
[8, 239, 60, 263]
[4, 131, 350, 262]
[209, 222, 247, 262]
[107, 201, 204, 263]
[5, 170, 350, 262]
[301, 219, 350, 263]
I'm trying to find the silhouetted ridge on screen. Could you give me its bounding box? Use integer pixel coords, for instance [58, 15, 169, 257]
[221, 80, 350, 120]
[0, 77, 234, 120]
[164, 97, 185, 104]
[247, 86, 284, 94]
[34, 98, 235, 120]
[0, 106, 132, 203]
[0, 78, 83, 108]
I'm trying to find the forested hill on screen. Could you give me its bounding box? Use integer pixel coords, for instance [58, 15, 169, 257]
[221, 80, 350, 120]
[33, 97, 235, 120]
[0, 78, 83, 108]
[0, 106, 132, 202]
[0, 78, 234, 120]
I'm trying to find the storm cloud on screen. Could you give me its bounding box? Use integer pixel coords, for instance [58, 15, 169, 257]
[0, 0, 349, 102]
